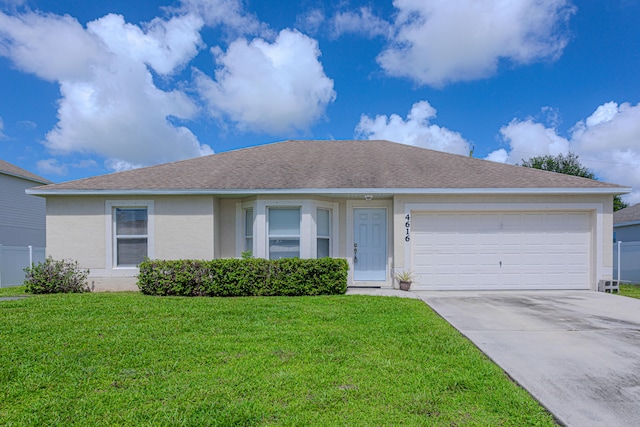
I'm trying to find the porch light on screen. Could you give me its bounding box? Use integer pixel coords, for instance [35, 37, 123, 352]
[364, 195, 373, 201]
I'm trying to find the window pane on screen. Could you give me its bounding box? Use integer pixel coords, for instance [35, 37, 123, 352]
[269, 208, 300, 236]
[245, 209, 253, 237]
[245, 237, 253, 253]
[116, 208, 147, 235]
[317, 238, 330, 258]
[317, 209, 330, 237]
[117, 238, 147, 266]
[269, 239, 300, 260]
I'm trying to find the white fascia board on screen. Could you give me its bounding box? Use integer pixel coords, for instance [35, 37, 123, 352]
[26, 186, 631, 197]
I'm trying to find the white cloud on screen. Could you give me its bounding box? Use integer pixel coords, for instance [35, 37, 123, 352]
[484, 148, 509, 163]
[355, 100, 471, 156]
[378, 0, 575, 86]
[331, 7, 390, 38]
[582, 101, 619, 128]
[489, 118, 571, 164]
[572, 102, 640, 203]
[296, 9, 325, 35]
[16, 120, 36, 130]
[176, 0, 265, 35]
[0, 9, 213, 171]
[195, 29, 336, 134]
[87, 12, 204, 75]
[44, 57, 212, 167]
[36, 158, 68, 175]
[488, 102, 640, 204]
[36, 158, 98, 176]
[0, 11, 109, 82]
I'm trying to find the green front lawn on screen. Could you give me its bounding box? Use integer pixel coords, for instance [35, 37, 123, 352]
[0, 293, 555, 426]
[0, 285, 27, 297]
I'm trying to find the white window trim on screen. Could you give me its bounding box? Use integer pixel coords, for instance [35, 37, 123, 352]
[311, 201, 339, 258]
[105, 200, 154, 276]
[262, 201, 307, 258]
[235, 201, 256, 257]
[244, 207, 254, 254]
[237, 199, 339, 259]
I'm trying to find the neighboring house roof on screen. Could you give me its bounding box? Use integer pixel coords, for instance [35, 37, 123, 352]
[0, 159, 51, 184]
[28, 140, 629, 196]
[614, 204, 640, 226]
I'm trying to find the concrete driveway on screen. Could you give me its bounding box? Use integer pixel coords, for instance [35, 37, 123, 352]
[415, 290, 640, 427]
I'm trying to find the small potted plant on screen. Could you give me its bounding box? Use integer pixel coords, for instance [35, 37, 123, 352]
[394, 270, 415, 291]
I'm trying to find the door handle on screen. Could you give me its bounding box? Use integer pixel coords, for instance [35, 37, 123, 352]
[353, 243, 358, 264]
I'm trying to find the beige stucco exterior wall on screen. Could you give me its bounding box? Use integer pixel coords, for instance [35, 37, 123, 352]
[337, 200, 348, 258]
[46, 196, 106, 270]
[47, 195, 217, 266]
[218, 198, 238, 258]
[154, 195, 215, 260]
[45, 195, 216, 290]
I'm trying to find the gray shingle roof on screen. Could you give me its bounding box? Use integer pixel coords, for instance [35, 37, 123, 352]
[614, 204, 640, 224]
[29, 140, 626, 194]
[0, 159, 51, 184]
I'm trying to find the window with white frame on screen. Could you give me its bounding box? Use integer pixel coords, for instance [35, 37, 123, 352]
[244, 208, 253, 254]
[238, 199, 337, 259]
[114, 207, 148, 267]
[268, 207, 301, 259]
[317, 208, 331, 258]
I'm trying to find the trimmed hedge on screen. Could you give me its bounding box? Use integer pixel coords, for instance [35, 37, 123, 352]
[137, 258, 348, 297]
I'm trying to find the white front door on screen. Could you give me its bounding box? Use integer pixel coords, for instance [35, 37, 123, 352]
[353, 208, 387, 281]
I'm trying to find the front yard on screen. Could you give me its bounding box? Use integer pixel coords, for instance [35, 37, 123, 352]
[0, 291, 556, 426]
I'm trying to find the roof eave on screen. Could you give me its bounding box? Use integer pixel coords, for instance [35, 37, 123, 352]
[614, 220, 640, 228]
[3, 171, 51, 185]
[26, 187, 632, 197]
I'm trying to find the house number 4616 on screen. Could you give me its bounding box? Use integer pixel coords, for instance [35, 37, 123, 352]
[405, 214, 411, 242]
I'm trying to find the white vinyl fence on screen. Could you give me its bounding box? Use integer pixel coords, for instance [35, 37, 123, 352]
[613, 241, 640, 284]
[0, 245, 46, 287]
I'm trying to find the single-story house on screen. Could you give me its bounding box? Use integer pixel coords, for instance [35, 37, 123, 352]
[27, 140, 629, 291]
[613, 204, 640, 242]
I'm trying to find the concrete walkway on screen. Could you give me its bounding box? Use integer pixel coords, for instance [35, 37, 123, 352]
[348, 288, 640, 426]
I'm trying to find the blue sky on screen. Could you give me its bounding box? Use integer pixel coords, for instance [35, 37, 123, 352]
[1, 0, 639, 202]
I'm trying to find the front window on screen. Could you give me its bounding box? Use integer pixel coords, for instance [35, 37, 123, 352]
[268, 207, 300, 259]
[114, 207, 148, 266]
[317, 208, 331, 258]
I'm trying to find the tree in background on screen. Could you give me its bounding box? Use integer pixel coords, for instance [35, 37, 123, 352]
[521, 152, 628, 211]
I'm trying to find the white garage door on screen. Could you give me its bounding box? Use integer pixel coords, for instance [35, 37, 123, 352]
[411, 211, 591, 290]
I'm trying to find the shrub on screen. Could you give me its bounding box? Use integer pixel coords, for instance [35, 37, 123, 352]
[24, 257, 91, 294]
[137, 258, 348, 297]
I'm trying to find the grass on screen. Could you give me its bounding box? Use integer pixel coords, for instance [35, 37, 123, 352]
[620, 284, 640, 299]
[0, 285, 28, 297]
[0, 293, 556, 426]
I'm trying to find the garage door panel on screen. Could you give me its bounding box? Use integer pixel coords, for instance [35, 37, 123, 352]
[411, 211, 591, 290]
